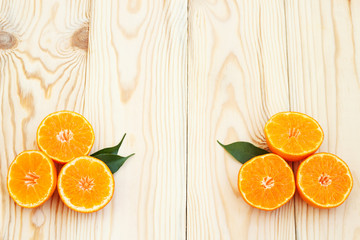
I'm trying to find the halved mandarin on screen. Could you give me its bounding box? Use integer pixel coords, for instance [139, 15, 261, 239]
[238, 153, 295, 211]
[296, 153, 353, 209]
[57, 156, 114, 213]
[264, 112, 324, 161]
[36, 111, 95, 163]
[7, 151, 57, 208]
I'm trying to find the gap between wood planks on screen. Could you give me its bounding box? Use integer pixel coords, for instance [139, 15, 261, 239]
[185, 0, 190, 239]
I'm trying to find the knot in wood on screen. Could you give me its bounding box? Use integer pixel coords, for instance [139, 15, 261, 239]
[0, 31, 17, 49]
[72, 26, 89, 50]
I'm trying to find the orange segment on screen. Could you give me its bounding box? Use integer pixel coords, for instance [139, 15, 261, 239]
[296, 153, 353, 208]
[238, 153, 295, 211]
[264, 112, 324, 161]
[37, 111, 95, 163]
[57, 156, 114, 213]
[7, 151, 57, 208]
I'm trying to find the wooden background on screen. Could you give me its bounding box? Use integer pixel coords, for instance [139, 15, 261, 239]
[1, 0, 359, 239]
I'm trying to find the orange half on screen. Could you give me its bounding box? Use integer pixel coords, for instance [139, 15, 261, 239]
[57, 156, 114, 213]
[238, 153, 295, 211]
[264, 112, 324, 161]
[37, 111, 95, 163]
[296, 153, 353, 208]
[7, 151, 57, 208]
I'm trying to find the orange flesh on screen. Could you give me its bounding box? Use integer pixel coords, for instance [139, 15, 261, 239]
[58, 156, 114, 213]
[297, 153, 353, 208]
[37, 111, 95, 163]
[7, 151, 57, 208]
[265, 112, 324, 161]
[238, 154, 295, 210]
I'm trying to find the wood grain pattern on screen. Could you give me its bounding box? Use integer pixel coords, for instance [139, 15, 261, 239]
[1, 0, 360, 239]
[187, 0, 295, 239]
[0, 0, 90, 239]
[285, 0, 360, 239]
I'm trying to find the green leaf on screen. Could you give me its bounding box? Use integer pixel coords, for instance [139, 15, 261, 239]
[90, 133, 134, 174]
[91, 133, 127, 157]
[217, 140, 268, 164]
[93, 153, 135, 174]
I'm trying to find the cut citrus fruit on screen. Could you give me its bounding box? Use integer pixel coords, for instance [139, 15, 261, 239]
[7, 151, 57, 208]
[264, 112, 324, 161]
[296, 153, 353, 208]
[57, 156, 114, 213]
[37, 111, 95, 163]
[238, 153, 295, 211]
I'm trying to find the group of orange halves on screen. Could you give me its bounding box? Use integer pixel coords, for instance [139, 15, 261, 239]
[7, 111, 114, 213]
[238, 112, 353, 210]
[6, 111, 354, 212]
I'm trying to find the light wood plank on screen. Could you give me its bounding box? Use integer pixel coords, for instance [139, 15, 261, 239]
[285, 0, 360, 239]
[188, 0, 295, 239]
[0, 0, 90, 239]
[85, 0, 187, 239]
